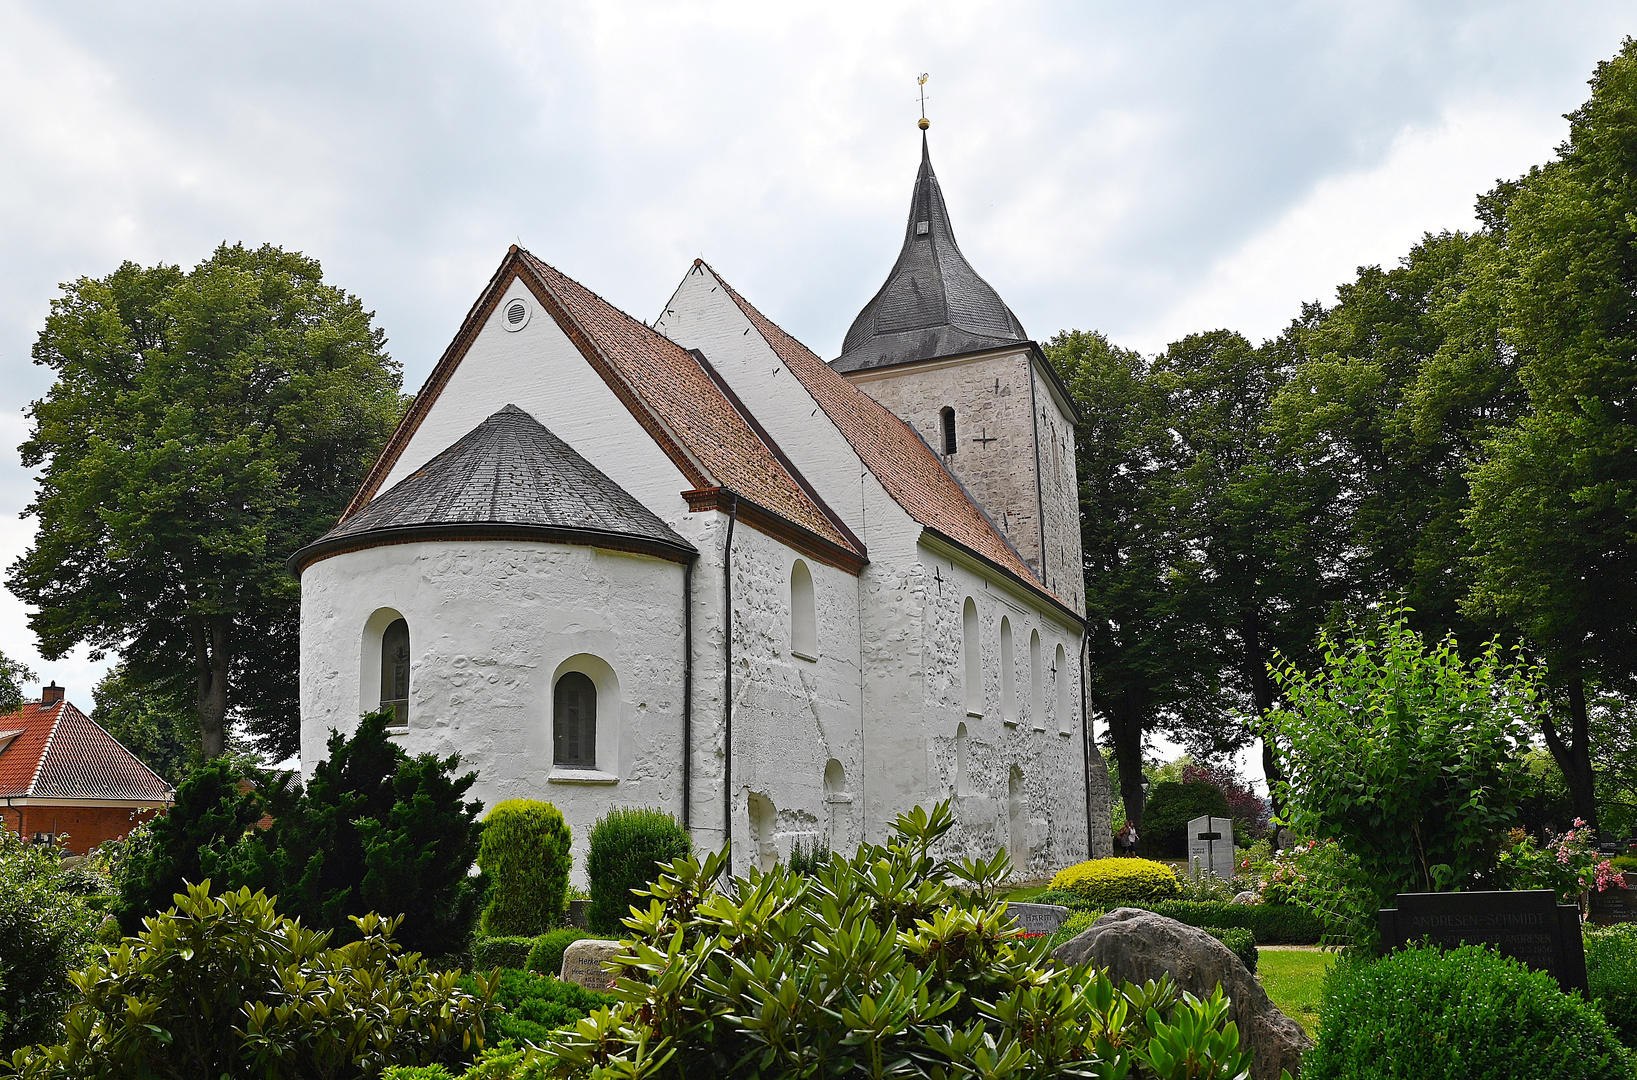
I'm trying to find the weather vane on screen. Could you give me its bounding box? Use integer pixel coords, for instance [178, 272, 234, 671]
[917, 73, 930, 130]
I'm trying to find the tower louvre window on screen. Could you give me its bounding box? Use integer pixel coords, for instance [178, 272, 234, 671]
[941, 407, 957, 454]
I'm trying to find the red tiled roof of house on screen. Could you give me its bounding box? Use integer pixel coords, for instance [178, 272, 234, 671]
[704, 262, 1068, 610]
[0, 699, 172, 802]
[343, 249, 863, 569]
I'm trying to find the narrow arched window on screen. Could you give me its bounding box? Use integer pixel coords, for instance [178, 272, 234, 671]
[941, 407, 957, 454]
[554, 671, 597, 768]
[380, 618, 410, 728]
[1029, 630, 1043, 729]
[791, 560, 817, 659]
[1000, 618, 1016, 724]
[1055, 644, 1071, 733]
[962, 598, 981, 715]
[956, 722, 971, 796]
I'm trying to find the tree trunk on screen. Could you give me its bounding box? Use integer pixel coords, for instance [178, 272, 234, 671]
[1541, 674, 1599, 833]
[1105, 686, 1148, 836]
[193, 619, 231, 759]
[1240, 605, 1287, 819]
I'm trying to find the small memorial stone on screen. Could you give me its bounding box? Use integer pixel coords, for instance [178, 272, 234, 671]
[560, 938, 623, 990]
[1378, 889, 1587, 993]
[1008, 902, 1069, 935]
[1187, 815, 1235, 880]
[1589, 874, 1637, 926]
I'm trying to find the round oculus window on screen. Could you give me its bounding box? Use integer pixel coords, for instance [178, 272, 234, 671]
[502, 296, 530, 331]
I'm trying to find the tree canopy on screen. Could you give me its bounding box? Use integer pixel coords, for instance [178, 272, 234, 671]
[9, 243, 404, 759]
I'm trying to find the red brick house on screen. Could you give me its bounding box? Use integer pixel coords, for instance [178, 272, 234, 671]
[0, 683, 174, 855]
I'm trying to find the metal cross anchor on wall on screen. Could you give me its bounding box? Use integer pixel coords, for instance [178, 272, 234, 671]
[972, 427, 997, 447]
[932, 565, 944, 594]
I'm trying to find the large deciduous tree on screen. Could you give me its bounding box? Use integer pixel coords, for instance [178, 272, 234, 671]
[9, 244, 404, 760]
[1049, 330, 1221, 831]
[1461, 39, 1637, 830]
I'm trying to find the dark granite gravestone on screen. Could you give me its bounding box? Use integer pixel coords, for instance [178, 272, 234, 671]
[1588, 875, 1637, 926]
[1378, 889, 1587, 993]
[1007, 902, 1069, 934]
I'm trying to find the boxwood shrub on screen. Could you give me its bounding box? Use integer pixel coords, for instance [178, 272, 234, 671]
[1049, 858, 1180, 905]
[525, 927, 595, 978]
[1205, 925, 1258, 974]
[457, 967, 613, 1048]
[1587, 923, 1637, 1048]
[585, 807, 690, 934]
[476, 799, 572, 937]
[1305, 942, 1636, 1079]
[472, 934, 536, 972]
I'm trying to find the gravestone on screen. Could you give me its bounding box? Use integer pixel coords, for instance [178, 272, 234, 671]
[1378, 889, 1587, 993]
[1187, 815, 1235, 879]
[560, 938, 622, 990]
[1008, 902, 1070, 935]
[1589, 875, 1637, 926]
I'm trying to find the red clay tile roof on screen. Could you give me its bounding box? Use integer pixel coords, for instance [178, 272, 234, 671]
[0, 700, 172, 802]
[344, 249, 862, 569]
[703, 262, 1068, 610]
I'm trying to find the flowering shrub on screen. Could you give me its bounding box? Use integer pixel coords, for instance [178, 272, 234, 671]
[1498, 821, 1629, 908]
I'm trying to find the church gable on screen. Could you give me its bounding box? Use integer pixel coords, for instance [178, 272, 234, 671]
[342, 249, 864, 572]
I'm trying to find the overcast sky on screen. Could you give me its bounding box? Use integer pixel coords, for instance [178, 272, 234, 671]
[0, 2, 1631, 771]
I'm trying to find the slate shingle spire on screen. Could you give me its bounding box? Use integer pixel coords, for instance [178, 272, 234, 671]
[833, 133, 1027, 372]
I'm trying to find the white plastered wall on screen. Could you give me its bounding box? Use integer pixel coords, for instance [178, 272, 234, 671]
[379, 275, 692, 521]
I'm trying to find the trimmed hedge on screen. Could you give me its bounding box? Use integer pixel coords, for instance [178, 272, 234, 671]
[586, 807, 691, 934]
[1113, 899, 1326, 945]
[1587, 923, 1637, 1049]
[1305, 943, 1636, 1079]
[1205, 925, 1257, 974]
[472, 934, 535, 972]
[457, 967, 614, 1048]
[477, 799, 573, 937]
[526, 927, 594, 977]
[1050, 858, 1180, 906]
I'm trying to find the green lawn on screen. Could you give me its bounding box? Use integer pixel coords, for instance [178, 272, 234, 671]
[1256, 949, 1332, 1036]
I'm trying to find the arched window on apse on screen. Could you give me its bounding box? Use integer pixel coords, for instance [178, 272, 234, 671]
[791, 560, 817, 660]
[941, 407, 957, 455]
[380, 618, 410, 728]
[962, 598, 981, 715]
[1029, 630, 1043, 729]
[554, 671, 598, 768]
[1000, 618, 1016, 725]
[955, 722, 971, 797]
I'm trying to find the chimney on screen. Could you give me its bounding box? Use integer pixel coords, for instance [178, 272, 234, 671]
[41, 682, 63, 706]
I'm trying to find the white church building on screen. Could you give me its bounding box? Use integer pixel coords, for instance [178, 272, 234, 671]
[295, 133, 1115, 880]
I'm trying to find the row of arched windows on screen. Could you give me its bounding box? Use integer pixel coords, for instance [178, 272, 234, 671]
[961, 598, 1073, 731]
[367, 612, 606, 772]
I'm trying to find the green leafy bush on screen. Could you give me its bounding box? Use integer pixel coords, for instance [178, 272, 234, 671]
[5, 882, 495, 1080]
[473, 936, 537, 973]
[786, 835, 830, 876]
[459, 969, 614, 1048]
[1141, 779, 1231, 857]
[584, 808, 689, 934]
[525, 929, 593, 977]
[0, 833, 95, 1055]
[1614, 854, 1637, 873]
[1305, 942, 1635, 1079]
[384, 1044, 551, 1080]
[530, 801, 1263, 1079]
[1121, 900, 1327, 945]
[477, 800, 572, 937]
[1205, 926, 1258, 974]
[1587, 923, 1637, 1048]
[1049, 857, 1181, 905]
[1032, 888, 1090, 909]
[125, 712, 487, 957]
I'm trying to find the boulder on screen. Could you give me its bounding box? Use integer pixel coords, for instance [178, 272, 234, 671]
[560, 938, 623, 990]
[1053, 907, 1310, 1079]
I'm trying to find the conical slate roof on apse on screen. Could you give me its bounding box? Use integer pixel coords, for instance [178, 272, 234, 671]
[293, 404, 695, 569]
[833, 134, 1028, 372]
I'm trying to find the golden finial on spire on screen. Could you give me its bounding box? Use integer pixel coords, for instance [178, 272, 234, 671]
[917, 73, 930, 130]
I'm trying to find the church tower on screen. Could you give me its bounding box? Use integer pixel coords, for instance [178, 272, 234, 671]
[832, 133, 1083, 609]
